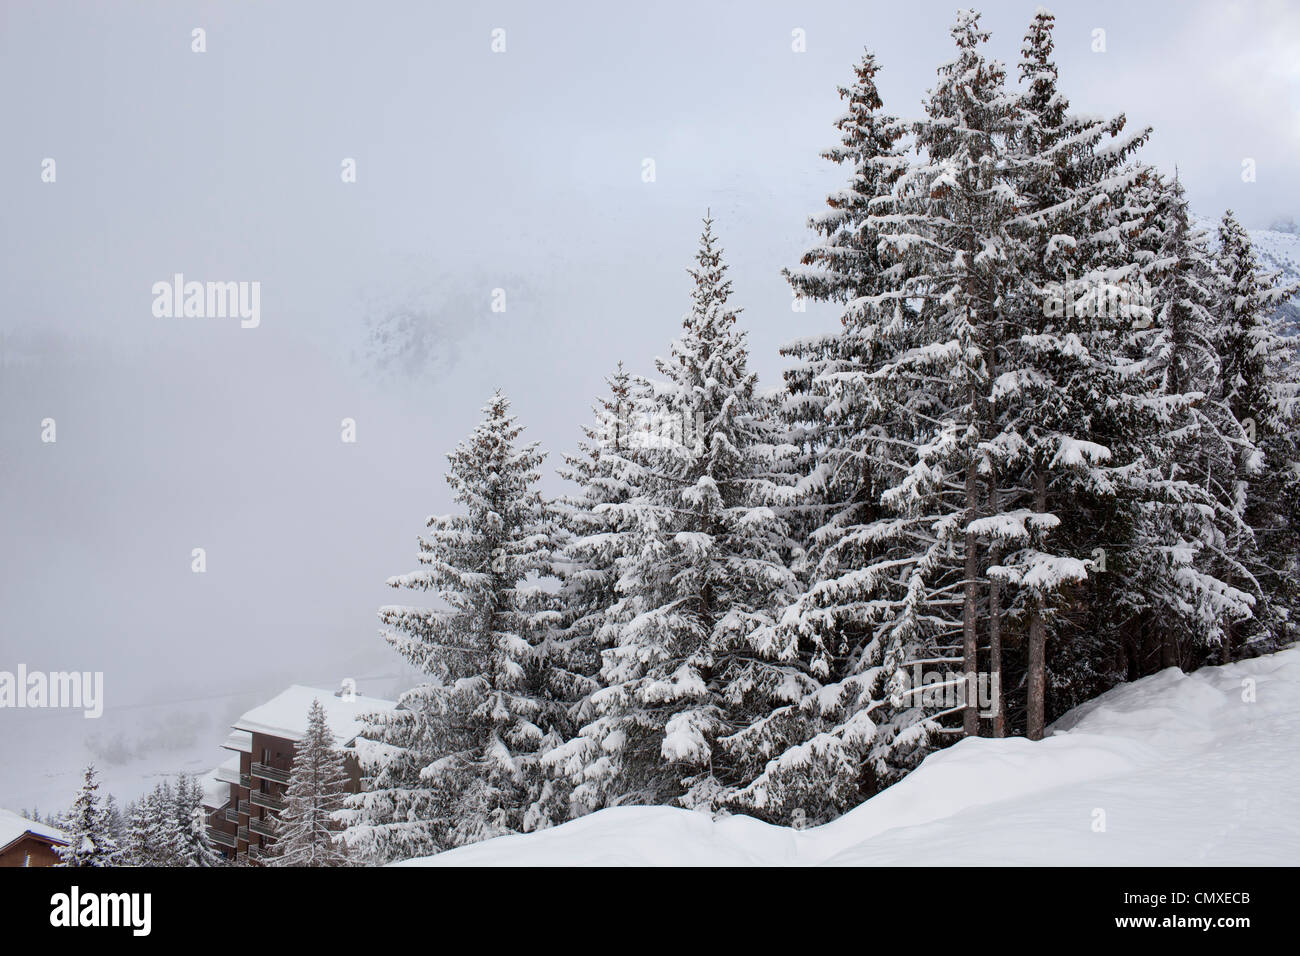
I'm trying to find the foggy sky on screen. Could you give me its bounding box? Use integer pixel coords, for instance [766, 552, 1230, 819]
[1, 0, 1297, 794]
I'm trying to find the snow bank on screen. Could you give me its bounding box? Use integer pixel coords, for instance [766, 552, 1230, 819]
[397, 645, 1300, 866]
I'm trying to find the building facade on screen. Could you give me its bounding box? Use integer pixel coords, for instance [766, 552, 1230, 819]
[201, 684, 397, 863]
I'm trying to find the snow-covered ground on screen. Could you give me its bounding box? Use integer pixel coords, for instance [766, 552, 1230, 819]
[400, 645, 1300, 866]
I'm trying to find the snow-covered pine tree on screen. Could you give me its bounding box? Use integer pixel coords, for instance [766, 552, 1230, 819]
[123, 796, 151, 865]
[341, 392, 559, 860]
[57, 764, 122, 867]
[1125, 175, 1256, 668]
[733, 13, 1027, 820]
[267, 699, 350, 866]
[780, 48, 911, 544]
[539, 363, 648, 821]
[124, 786, 179, 866]
[552, 216, 799, 814]
[169, 774, 220, 867]
[740, 46, 933, 823]
[890, 8, 1057, 741]
[552, 365, 640, 683]
[102, 793, 127, 858]
[990, 7, 1153, 735]
[1213, 209, 1300, 653]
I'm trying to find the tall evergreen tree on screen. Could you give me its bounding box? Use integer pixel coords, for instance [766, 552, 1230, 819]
[1213, 209, 1300, 653]
[268, 700, 351, 866]
[780, 49, 912, 548]
[992, 7, 1152, 735]
[552, 217, 799, 814]
[57, 764, 122, 867]
[1125, 176, 1256, 670]
[342, 393, 559, 859]
[738, 19, 1023, 821]
[131, 780, 187, 866]
[764, 11, 1024, 810]
[540, 364, 647, 820]
[171, 773, 219, 867]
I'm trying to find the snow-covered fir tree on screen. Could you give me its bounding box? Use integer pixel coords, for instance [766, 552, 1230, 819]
[57, 764, 122, 867]
[125, 779, 187, 866]
[1212, 209, 1300, 653]
[983, 7, 1154, 734]
[550, 216, 799, 814]
[746, 11, 1029, 825]
[742, 45, 939, 823]
[102, 793, 127, 856]
[173, 773, 220, 867]
[328, 8, 1300, 846]
[268, 699, 351, 866]
[780, 48, 912, 547]
[341, 392, 559, 859]
[540, 363, 648, 821]
[1125, 175, 1257, 670]
[552, 365, 641, 683]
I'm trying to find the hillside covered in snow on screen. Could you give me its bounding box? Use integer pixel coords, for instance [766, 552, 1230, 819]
[399, 645, 1300, 866]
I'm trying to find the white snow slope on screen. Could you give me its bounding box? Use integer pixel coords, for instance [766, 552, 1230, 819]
[400, 646, 1300, 866]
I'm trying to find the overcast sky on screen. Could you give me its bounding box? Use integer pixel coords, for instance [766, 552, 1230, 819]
[1, 0, 1297, 768]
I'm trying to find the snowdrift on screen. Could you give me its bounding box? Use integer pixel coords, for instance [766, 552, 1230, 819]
[397, 646, 1300, 866]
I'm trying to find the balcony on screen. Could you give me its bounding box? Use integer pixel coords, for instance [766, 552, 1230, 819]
[251, 762, 291, 785]
[249, 817, 277, 839]
[207, 827, 237, 849]
[237, 826, 249, 843]
[224, 808, 240, 824]
[250, 790, 286, 812]
[238, 800, 251, 815]
[240, 773, 252, 788]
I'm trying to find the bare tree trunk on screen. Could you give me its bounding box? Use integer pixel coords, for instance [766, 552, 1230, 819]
[987, 473, 1005, 738]
[1027, 468, 1047, 741]
[963, 464, 980, 738]
[1161, 630, 1180, 670]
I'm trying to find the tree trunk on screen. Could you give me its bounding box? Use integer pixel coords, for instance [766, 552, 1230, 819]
[962, 464, 980, 738]
[987, 473, 1005, 738]
[1026, 468, 1047, 741]
[1161, 630, 1180, 670]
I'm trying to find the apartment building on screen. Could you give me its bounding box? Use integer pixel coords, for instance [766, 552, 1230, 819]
[201, 684, 398, 863]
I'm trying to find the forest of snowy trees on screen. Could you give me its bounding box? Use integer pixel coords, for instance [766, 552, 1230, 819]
[34, 8, 1299, 871]
[50, 701, 355, 867]
[37, 764, 220, 867]
[330, 8, 1300, 861]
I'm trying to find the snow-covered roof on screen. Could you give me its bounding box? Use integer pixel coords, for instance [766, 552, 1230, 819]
[222, 729, 253, 754]
[214, 754, 242, 787]
[201, 756, 239, 809]
[231, 685, 398, 748]
[0, 808, 68, 852]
